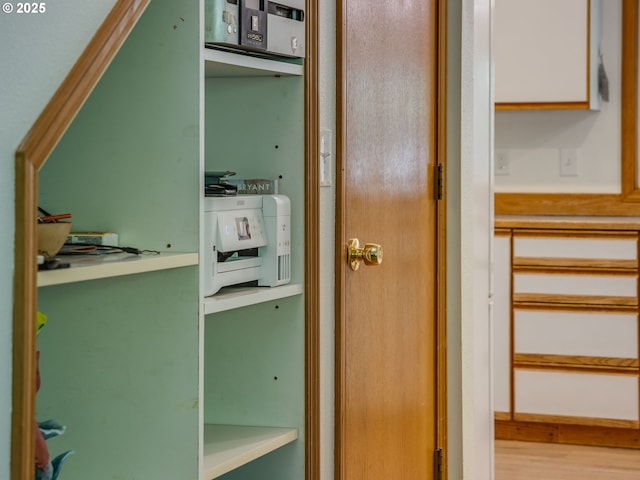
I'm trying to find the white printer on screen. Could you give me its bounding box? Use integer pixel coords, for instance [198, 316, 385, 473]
[203, 194, 291, 297]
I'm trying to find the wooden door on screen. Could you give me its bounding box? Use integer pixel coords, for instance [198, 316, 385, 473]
[335, 0, 440, 478]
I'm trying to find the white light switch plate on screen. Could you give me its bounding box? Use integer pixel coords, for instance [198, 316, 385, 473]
[320, 129, 333, 187]
[495, 149, 510, 176]
[559, 148, 579, 176]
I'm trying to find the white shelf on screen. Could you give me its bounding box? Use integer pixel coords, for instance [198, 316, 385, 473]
[202, 424, 298, 480]
[203, 47, 303, 77]
[203, 283, 303, 315]
[37, 252, 199, 287]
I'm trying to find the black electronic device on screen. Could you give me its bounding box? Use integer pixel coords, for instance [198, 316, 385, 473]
[204, 0, 305, 58]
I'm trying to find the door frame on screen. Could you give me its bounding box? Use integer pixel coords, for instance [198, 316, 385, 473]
[333, 0, 449, 477]
[435, 0, 449, 474]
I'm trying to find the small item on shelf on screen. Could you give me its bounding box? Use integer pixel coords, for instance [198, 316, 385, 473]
[58, 244, 106, 255]
[37, 207, 72, 224]
[37, 213, 72, 223]
[38, 258, 71, 271]
[205, 183, 238, 196]
[205, 171, 238, 197]
[36, 206, 73, 259]
[37, 222, 72, 259]
[35, 445, 73, 480]
[225, 177, 279, 195]
[66, 232, 119, 247]
[58, 243, 161, 256]
[204, 171, 280, 197]
[204, 0, 306, 59]
[36, 312, 47, 335]
[35, 312, 74, 480]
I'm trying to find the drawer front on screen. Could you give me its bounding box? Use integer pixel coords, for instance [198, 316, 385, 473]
[513, 272, 638, 297]
[514, 236, 638, 261]
[514, 310, 638, 358]
[515, 369, 639, 421]
[494, 235, 511, 413]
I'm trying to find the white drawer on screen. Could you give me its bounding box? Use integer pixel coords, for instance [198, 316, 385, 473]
[515, 369, 639, 420]
[514, 236, 638, 261]
[514, 310, 638, 358]
[514, 272, 637, 297]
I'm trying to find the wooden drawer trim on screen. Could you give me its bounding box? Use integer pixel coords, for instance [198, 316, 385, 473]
[494, 411, 511, 421]
[513, 293, 638, 309]
[495, 102, 590, 111]
[516, 414, 640, 430]
[495, 219, 640, 232]
[512, 229, 640, 239]
[514, 303, 639, 313]
[495, 228, 512, 237]
[495, 418, 640, 448]
[513, 257, 638, 272]
[512, 413, 640, 429]
[514, 353, 639, 374]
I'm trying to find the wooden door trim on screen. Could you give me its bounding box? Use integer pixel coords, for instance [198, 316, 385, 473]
[334, 0, 448, 477]
[436, 0, 449, 477]
[334, 0, 347, 473]
[11, 2, 150, 479]
[304, 0, 321, 478]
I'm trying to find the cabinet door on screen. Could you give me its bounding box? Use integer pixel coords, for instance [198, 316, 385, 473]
[494, 0, 598, 109]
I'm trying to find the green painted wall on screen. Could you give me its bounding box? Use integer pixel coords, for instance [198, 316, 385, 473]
[40, 0, 200, 253]
[204, 72, 306, 479]
[0, 2, 118, 474]
[204, 296, 305, 479]
[37, 268, 199, 479]
[36, 0, 201, 479]
[204, 76, 305, 284]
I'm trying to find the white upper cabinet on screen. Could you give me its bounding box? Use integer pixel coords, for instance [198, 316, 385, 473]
[494, 0, 601, 109]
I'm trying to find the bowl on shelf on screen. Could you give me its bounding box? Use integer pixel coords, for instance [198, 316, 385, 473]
[37, 222, 71, 258]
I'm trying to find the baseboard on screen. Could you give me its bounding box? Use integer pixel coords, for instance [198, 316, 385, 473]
[495, 419, 640, 449]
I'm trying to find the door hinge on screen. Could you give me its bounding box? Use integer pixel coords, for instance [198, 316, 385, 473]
[434, 448, 444, 480]
[435, 163, 444, 200]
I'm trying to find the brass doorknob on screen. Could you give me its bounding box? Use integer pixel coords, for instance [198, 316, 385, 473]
[347, 238, 383, 271]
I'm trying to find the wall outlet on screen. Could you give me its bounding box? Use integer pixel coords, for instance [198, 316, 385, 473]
[559, 149, 579, 176]
[495, 149, 510, 176]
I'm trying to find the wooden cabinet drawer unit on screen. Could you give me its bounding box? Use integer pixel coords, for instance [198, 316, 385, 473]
[514, 370, 639, 427]
[494, 222, 640, 447]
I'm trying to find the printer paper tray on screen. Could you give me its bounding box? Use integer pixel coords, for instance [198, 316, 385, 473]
[217, 256, 262, 273]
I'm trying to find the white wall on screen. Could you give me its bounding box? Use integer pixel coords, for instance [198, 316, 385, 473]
[0, 2, 116, 477]
[495, 1, 621, 193]
[318, 1, 336, 478]
[448, 0, 494, 478]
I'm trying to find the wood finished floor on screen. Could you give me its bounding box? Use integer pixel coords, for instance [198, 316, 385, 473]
[495, 440, 640, 480]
